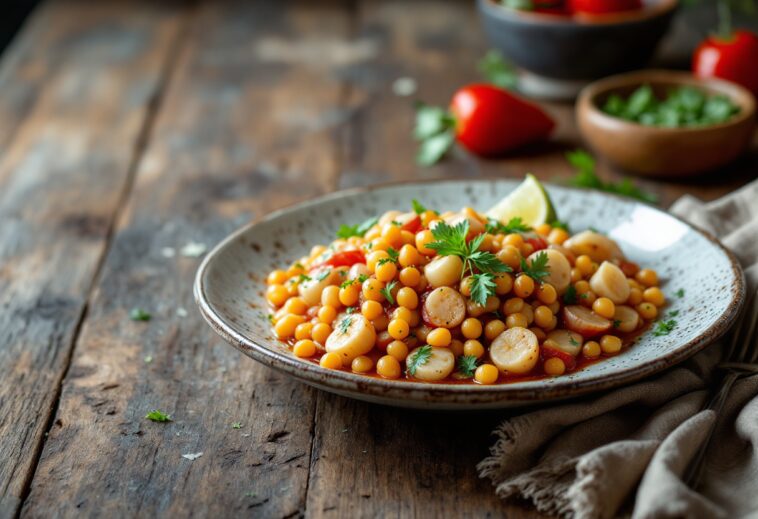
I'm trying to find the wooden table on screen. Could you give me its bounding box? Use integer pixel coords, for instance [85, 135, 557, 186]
[1, 1, 755, 517]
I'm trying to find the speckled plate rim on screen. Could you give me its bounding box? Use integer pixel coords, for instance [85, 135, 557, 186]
[194, 179, 745, 407]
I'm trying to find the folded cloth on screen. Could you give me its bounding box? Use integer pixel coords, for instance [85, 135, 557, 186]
[479, 179, 758, 519]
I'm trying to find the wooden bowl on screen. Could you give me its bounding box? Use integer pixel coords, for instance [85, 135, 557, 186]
[577, 70, 756, 177]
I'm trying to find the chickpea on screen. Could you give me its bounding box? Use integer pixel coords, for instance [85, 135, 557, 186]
[494, 273, 513, 295]
[376, 355, 401, 379]
[459, 276, 473, 297]
[427, 328, 452, 347]
[643, 287, 665, 307]
[520, 243, 535, 257]
[529, 327, 547, 342]
[361, 300, 383, 321]
[503, 297, 524, 315]
[536, 283, 557, 305]
[392, 306, 412, 323]
[284, 297, 309, 315]
[475, 364, 499, 385]
[351, 355, 374, 373]
[496, 246, 522, 270]
[583, 341, 601, 358]
[463, 339, 485, 359]
[627, 287, 643, 306]
[514, 275, 535, 298]
[339, 283, 360, 306]
[398, 244, 422, 268]
[388, 319, 410, 340]
[466, 299, 486, 318]
[400, 230, 416, 246]
[317, 305, 338, 324]
[600, 335, 622, 354]
[267, 270, 288, 285]
[450, 339, 465, 356]
[506, 313, 528, 329]
[293, 339, 317, 358]
[319, 352, 342, 369]
[375, 261, 398, 282]
[373, 314, 390, 332]
[570, 268, 583, 283]
[414, 325, 431, 343]
[485, 319, 507, 341]
[387, 340, 409, 362]
[548, 228, 569, 245]
[362, 278, 385, 302]
[637, 302, 658, 320]
[416, 230, 436, 255]
[484, 296, 500, 313]
[399, 266, 421, 287]
[636, 269, 659, 287]
[575, 280, 590, 294]
[275, 314, 306, 338]
[461, 318, 483, 339]
[320, 287, 340, 309]
[266, 284, 290, 307]
[580, 290, 597, 308]
[548, 300, 561, 314]
[366, 250, 389, 272]
[421, 210, 438, 227]
[382, 224, 403, 248]
[407, 309, 421, 327]
[311, 323, 332, 344]
[544, 357, 566, 376]
[575, 255, 594, 277]
[294, 322, 313, 341]
[534, 306, 554, 329]
[396, 287, 419, 309]
[521, 304, 534, 326]
[592, 297, 616, 319]
[535, 223, 552, 236]
[504, 233, 524, 248]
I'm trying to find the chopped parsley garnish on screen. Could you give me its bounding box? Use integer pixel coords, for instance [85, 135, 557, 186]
[357, 274, 369, 283]
[336, 217, 379, 239]
[337, 316, 352, 335]
[426, 220, 511, 305]
[412, 199, 427, 214]
[566, 150, 657, 204]
[315, 270, 331, 282]
[232, 422, 242, 429]
[551, 220, 569, 231]
[563, 285, 578, 305]
[345, 306, 357, 314]
[407, 345, 433, 376]
[613, 319, 622, 328]
[457, 355, 478, 377]
[668, 310, 680, 318]
[145, 410, 172, 422]
[267, 314, 274, 323]
[519, 251, 550, 283]
[569, 336, 579, 346]
[130, 307, 151, 321]
[485, 216, 532, 235]
[297, 274, 312, 283]
[340, 279, 356, 289]
[377, 247, 400, 267]
[653, 319, 677, 337]
[675, 288, 685, 299]
[390, 220, 402, 227]
[380, 280, 398, 305]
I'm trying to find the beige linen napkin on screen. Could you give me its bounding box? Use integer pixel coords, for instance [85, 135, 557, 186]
[479, 179, 758, 519]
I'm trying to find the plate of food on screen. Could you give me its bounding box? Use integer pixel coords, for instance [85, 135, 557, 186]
[194, 176, 744, 409]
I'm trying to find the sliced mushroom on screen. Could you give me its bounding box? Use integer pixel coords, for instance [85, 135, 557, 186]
[325, 315, 377, 365]
[562, 305, 612, 337]
[590, 261, 631, 304]
[348, 263, 371, 280]
[407, 346, 455, 381]
[546, 329, 583, 356]
[613, 305, 640, 333]
[298, 268, 340, 306]
[444, 212, 485, 236]
[564, 230, 624, 263]
[528, 248, 571, 293]
[424, 255, 464, 288]
[489, 327, 540, 375]
[423, 287, 466, 328]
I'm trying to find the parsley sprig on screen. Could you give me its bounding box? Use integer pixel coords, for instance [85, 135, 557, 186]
[426, 220, 511, 306]
[653, 311, 679, 336]
[380, 281, 398, 305]
[145, 410, 172, 422]
[412, 199, 427, 214]
[456, 355, 479, 378]
[484, 217, 531, 235]
[378, 247, 400, 267]
[520, 251, 550, 283]
[407, 345, 433, 376]
[336, 217, 378, 239]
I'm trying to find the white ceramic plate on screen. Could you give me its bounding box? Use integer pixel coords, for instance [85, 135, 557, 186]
[195, 180, 744, 409]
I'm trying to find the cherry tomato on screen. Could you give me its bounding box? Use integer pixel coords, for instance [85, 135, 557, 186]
[312, 250, 365, 269]
[693, 30, 758, 97]
[401, 215, 422, 234]
[449, 84, 555, 156]
[570, 0, 641, 14]
[541, 345, 577, 371]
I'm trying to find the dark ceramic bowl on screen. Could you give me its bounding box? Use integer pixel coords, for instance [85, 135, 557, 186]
[477, 0, 678, 82]
[577, 70, 756, 177]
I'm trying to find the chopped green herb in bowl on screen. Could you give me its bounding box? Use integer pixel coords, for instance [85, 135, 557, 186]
[602, 84, 740, 128]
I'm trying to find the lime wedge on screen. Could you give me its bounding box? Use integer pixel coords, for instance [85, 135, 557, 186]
[486, 174, 556, 226]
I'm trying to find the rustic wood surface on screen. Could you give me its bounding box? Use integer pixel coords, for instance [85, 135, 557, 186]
[0, 1, 755, 518]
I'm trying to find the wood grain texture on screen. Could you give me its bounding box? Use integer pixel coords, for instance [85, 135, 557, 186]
[0, 2, 184, 516]
[22, 1, 349, 517]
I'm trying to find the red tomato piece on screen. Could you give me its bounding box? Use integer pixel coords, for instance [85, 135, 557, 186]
[449, 84, 555, 156]
[541, 345, 577, 371]
[401, 215, 422, 234]
[526, 236, 548, 252]
[313, 250, 365, 269]
[693, 30, 758, 97]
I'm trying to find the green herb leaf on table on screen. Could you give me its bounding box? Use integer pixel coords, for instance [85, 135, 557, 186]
[566, 150, 657, 204]
[478, 50, 518, 90]
[145, 410, 172, 422]
[336, 217, 379, 239]
[520, 251, 550, 282]
[457, 355, 479, 377]
[130, 307, 151, 322]
[412, 199, 427, 214]
[675, 288, 685, 299]
[653, 319, 677, 337]
[232, 422, 242, 429]
[380, 281, 398, 305]
[407, 345, 433, 376]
